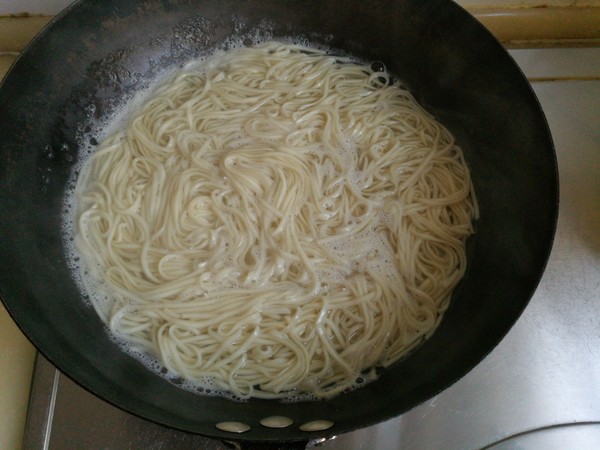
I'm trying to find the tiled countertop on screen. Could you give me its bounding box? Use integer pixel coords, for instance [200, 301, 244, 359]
[0, 5, 599, 450]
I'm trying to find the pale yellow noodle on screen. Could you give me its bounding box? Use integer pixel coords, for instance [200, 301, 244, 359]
[75, 42, 478, 400]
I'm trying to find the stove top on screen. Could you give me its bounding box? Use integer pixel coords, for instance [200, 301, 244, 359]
[23, 49, 600, 450]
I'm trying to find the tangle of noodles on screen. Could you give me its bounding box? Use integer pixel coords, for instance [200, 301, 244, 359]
[74, 42, 478, 400]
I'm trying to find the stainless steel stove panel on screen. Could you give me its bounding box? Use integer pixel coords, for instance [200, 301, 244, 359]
[23, 54, 600, 450]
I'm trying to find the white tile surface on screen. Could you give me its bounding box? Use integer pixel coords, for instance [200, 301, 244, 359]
[510, 47, 600, 78]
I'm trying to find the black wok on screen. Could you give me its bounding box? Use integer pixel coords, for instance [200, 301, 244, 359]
[0, 0, 558, 447]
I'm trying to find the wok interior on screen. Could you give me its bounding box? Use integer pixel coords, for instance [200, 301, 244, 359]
[0, 0, 557, 442]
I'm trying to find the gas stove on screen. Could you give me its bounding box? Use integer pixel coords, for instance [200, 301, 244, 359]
[22, 47, 600, 450]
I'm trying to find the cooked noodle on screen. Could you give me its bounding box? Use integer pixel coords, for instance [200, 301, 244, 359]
[75, 42, 478, 399]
